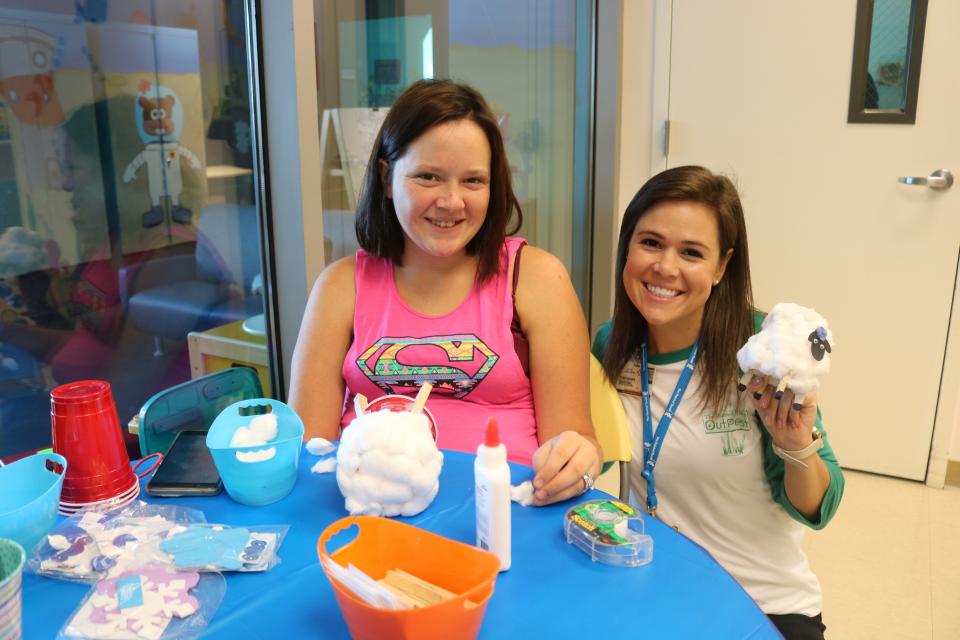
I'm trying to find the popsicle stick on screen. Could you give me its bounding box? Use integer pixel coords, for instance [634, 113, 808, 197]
[774, 375, 790, 400]
[791, 393, 806, 412]
[354, 393, 368, 416]
[411, 382, 433, 414]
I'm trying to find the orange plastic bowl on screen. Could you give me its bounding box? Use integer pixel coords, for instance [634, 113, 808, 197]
[318, 516, 500, 640]
[365, 395, 438, 441]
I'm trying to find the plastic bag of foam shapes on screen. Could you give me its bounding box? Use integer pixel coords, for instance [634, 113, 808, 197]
[28, 501, 205, 583]
[56, 563, 226, 640]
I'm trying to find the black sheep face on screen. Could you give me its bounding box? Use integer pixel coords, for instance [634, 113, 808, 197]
[808, 327, 831, 361]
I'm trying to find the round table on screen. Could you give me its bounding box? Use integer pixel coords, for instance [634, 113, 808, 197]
[22, 449, 778, 638]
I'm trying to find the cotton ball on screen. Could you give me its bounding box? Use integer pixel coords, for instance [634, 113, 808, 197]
[510, 481, 534, 507]
[229, 426, 258, 448]
[335, 409, 443, 517]
[249, 414, 278, 441]
[311, 458, 336, 474]
[306, 437, 335, 456]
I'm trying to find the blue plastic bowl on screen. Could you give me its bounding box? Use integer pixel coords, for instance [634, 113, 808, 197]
[0, 452, 67, 550]
[206, 399, 304, 506]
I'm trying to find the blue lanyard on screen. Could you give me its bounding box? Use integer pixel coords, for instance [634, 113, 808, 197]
[640, 338, 699, 515]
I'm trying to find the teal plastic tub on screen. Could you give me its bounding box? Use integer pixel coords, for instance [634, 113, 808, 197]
[0, 452, 67, 549]
[206, 399, 304, 506]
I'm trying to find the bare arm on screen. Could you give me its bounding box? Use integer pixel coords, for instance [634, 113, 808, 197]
[287, 257, 356, 441]
[514, 246, 602, 505]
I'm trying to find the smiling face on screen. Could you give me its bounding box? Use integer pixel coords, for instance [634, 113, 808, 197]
[623, 200, 732, 353]
[382, 119, 491, 265]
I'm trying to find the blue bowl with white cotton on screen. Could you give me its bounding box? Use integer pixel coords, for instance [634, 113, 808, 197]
[206, 399, 304, 506]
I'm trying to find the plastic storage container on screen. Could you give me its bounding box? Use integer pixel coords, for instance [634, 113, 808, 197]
[318, 516, 501, 640]
[206, 399, 304, 506]
[0, 453, 67, 549]
[563, 499, 653, 567]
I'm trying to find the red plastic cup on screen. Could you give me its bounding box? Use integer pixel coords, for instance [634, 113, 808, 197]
[365, 395, 439, 441]
[50, 381, 157, 505]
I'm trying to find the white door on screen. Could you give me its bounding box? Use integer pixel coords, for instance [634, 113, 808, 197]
[663, 1, 960, 479]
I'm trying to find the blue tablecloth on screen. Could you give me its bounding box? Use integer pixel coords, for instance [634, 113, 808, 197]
[22, 449, 779, 638]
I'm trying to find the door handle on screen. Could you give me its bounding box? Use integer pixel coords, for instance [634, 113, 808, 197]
[898, 169, 954, 189]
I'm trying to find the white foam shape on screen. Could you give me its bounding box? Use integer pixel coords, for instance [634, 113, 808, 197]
[47, 534, 70, 550]
[306, 437, 335, 456]
[311, 458, 337, 474]
[236, 447, 276, 463]
[249, 413, 278, 441]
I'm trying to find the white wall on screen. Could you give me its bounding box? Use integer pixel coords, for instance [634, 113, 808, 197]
[615, 0, 960, 482]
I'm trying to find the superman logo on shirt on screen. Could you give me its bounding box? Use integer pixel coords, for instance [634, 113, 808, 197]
[356, 334, 499, 398]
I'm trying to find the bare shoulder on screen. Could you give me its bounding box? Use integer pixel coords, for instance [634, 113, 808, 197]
[305, 255, 356, 323]
[516, 245, 575, 297]
[314, 255, 356, 291]
[515, 245, 582, 331]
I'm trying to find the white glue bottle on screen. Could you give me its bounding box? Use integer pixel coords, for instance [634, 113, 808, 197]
[475, 417, 511, 571]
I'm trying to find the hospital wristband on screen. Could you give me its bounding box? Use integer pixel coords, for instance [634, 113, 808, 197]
[771, 429, 823, 469]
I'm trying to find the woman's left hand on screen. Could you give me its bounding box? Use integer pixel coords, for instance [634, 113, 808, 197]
[530, 430, 602, 506]
[747, 375, 818, 450]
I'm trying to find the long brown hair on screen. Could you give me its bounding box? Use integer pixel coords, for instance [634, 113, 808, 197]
[354, 79, 522, 281]
[601, 166, 755, 413]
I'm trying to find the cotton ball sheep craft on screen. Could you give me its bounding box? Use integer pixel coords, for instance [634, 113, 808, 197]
[736, 302, 834, 410]
[335, 383, 444, 517]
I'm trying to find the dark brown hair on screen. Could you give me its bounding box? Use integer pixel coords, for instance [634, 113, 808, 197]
[354, 79, 522, 280]
[601, 165, 755, 414]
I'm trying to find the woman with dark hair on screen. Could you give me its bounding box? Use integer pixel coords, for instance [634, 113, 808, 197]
[592, 166, 843, 639]
[290, 79, 601, 505]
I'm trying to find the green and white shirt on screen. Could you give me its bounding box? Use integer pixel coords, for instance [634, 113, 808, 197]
[593, 321, 844, 616]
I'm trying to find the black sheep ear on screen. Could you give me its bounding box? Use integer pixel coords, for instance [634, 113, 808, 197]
[823, 340, 832, 353]
[807, 330, 818, 343]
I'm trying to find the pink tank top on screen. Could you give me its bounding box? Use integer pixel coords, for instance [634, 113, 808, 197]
[342, 237, 538, 464]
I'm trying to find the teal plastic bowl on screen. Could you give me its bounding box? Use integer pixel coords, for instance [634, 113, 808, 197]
[206, 399, 304, 506]
[0, 453, 67, 550]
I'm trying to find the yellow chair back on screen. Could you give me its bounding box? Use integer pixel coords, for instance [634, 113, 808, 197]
[589, 354, 631, 500]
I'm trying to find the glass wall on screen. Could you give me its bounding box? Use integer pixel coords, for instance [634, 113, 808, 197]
[0, 1, 266, 459]
[315, 0, 591, 289]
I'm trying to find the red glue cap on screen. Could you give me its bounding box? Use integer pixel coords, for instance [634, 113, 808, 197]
[484, 417, 500, 447]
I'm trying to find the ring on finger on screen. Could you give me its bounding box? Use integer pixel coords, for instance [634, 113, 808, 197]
[581, 472, 595, 495]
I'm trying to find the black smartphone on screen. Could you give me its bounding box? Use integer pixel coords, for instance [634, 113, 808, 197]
[146, 430, 223, 497]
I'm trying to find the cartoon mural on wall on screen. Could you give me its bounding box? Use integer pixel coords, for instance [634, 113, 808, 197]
[0, 23, 69, 192]
[123, 80, 201, 228]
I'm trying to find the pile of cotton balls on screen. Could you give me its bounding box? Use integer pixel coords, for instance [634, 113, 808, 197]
[229, 413, 278, 462]
[736, 302, 834, 407]
[335, 409, 444, 517]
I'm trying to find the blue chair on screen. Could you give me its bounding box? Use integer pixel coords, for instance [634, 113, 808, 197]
[119, 204, 262, 353]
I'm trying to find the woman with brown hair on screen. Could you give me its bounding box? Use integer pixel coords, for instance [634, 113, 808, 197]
[592, 165, 843, 639]
[290, 79, 601, 505]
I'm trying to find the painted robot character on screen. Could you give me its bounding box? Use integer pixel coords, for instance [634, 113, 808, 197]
[0, 23, 69, 190]
[123, 80, 201, 228]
